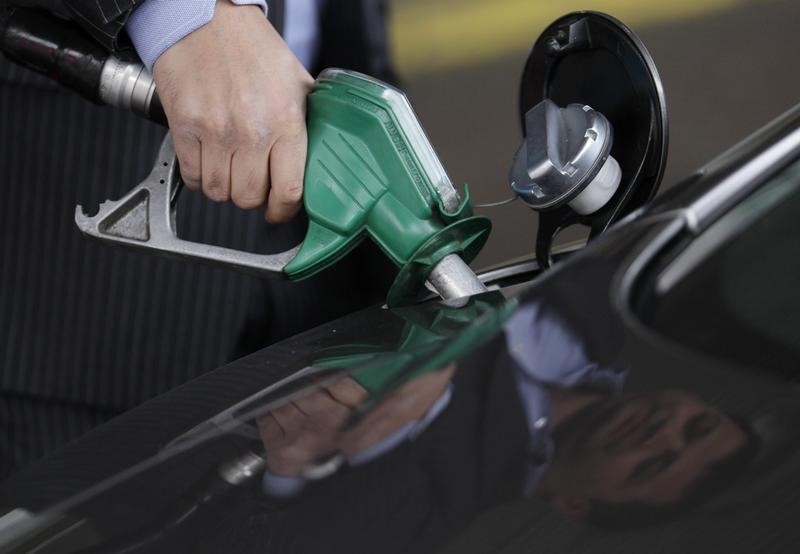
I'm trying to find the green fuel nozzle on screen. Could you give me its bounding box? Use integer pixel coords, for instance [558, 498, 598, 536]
[74, 68, 491, 305]
[288, 69, 491, 304]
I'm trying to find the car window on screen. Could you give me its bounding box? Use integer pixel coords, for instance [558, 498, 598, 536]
[642, 158, 800, 378]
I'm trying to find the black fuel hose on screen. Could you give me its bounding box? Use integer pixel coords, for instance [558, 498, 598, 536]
[0, 7, 167, 125]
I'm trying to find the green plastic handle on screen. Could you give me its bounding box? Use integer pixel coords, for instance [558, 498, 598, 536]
[284, 69, 491, 304]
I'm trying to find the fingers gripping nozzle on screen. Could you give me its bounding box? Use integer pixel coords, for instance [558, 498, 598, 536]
[75, 69, 490, 304]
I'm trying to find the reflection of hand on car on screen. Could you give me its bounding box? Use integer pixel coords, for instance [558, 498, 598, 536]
[257, 364, 456, 478]
[339, 364, 455, 457]
[258, 378, 367, 477]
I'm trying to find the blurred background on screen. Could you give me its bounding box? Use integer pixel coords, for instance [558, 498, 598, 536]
[387, 0, 800, 268]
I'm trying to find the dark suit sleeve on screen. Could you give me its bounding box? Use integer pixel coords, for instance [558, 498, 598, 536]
[3, 0, 143, 50]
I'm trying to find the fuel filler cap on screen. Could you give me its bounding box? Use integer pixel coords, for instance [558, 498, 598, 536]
[514, 11, 668, 267]
[510, 100, 621, 215]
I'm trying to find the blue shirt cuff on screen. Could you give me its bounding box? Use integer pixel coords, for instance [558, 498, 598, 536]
[261, 470, 307, 499]
[126, 0, 268, 72]
[261, 385, 453, 498]
[348, 384, 453, 466]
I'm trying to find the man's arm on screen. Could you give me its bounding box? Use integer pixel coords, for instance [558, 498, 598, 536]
[5, 0, 310, 222]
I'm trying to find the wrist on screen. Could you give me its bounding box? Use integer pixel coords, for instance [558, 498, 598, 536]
[126, 0, 268, 72]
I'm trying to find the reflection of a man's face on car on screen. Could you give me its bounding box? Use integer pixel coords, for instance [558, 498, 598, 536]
[539, 389, 749, 524]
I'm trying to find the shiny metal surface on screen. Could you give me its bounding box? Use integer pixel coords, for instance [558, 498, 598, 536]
[474, 241, 586, 291]
[74, 134, 298, 277]
[684, 104, 800, 233]
[427, 253, 488, 300]
[640, 103, 800, 226]
[98, 56, 156, 118]
[510, 101, 615, 211]
[217, 452, 266, 486]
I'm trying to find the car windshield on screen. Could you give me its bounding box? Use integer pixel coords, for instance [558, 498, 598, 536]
[643, 158, 800, 378]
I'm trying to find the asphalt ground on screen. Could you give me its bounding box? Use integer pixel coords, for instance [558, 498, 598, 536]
[390, 0, 800, 268]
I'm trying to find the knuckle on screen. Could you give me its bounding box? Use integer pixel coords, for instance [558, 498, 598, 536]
[284, 102, 306, 124]
[198, 111, 234, 144]
[272, 102, 305, 131]
[205, 188, 227, 202]
[276, 180, 304, 205]
[232, 178, 266, 209]
[237, 118, 272, 146]
[175, 148, 198, 168]
[215, 124, 236, 146]
[203, 174, 229, 201]
[176, 156, 199, 176]
[233, 195, 262, 210]
[174, 155, 201, 187]
[180, 169, 201, 187]
[173, 105, 205, 131]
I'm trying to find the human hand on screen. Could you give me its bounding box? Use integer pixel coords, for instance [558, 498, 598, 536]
[257, 366, 456, 476]
[152, 0, 313, 222]
[339, 364, 455, 456]
[258, 378, 368, 477]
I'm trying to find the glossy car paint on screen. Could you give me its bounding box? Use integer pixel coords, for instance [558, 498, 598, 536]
[1, 100, 799, 553]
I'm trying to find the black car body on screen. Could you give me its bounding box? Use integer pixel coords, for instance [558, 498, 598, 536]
[1, 93, 799, 553]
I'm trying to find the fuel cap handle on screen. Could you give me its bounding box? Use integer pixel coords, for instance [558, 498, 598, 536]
[509, 99, 621, 215]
